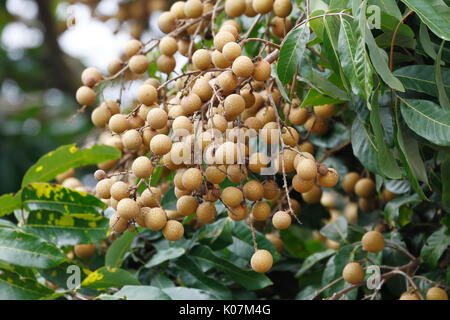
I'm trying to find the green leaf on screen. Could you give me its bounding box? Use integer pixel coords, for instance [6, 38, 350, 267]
[384, 194, 420, 226]
[277, 23, 310, 84]
[105, 231, 137, 268]
[22, 183, 106, 215]
[145, 247, 185, 268]
[113, 285, 171, 300]
[419, 22, 437, 60]
[299, 89, 345, 107]
[190, 245, 273, 291]
[394, 65, 450, 98]
[22, 144, 121, 187]
[442, 156, 450, 209]
[369, 0, 402, 21]
[198, 217, 234, 250]
[399, 98, 450, 146]
[420, 226, 450, 268]
[81, 267, 141, 290]
[400, 0, 450, 41]
[162, 287, 216, 300]
[0, 270, 53, 299]
[0, 192, 21, 217]
[435, 40, 450, 109]
[0, 227, 66, 268]
[295, 249, 336, 278]
[351, 119, 380, 174]
[320, 216, 348, 242]
[160, 186, 177, 210]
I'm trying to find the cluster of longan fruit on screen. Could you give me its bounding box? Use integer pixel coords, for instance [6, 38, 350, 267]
[72, 0, 344, 275]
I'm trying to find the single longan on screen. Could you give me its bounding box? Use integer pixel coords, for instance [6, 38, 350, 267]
[228, 204, 248, 221]
[110, 181, 130, 200]
[224, 94, 246, 117]
[288, 107, 308, 125]
[272, 211, 291, 230]
[184, 0, 203, 18]
[117, 198, 140, 220]
[181, 92, 202, 115]
[141, 187, 162, 207]
[301, 185, 322, 204]
[145, 207, 167, 231]
[170, 1, 186, 19]
[122, 129, 142, 150]
[245, 0, 257, 16]
[362, 230, 384, 253]
[214, 31, 235, 52]
[227, 164, 248, 183]
[159, 36, 178, 56]
[342, 172, 360, 194]
[129, 55, 149, 74]
[252, 0, 273, 14]
[292, 174, 315, 193]
[296, 157, 317, 180]
[426, 287, 448, 300]
[343, 262, 364, 284]
[248, 152, 268, 173]
[305, 115, 329, 135]
[81, 67, 102, 87]
[212, 50, 232, 68]
[181, 168, 203, 191]
[205, 165, 226, 184]
[220, 24, 239, 38]
[252, 201, 271, 221]
[232, 56, 254, 78]
[217, 71, 238, 94]
[262, 180, 280, 200]
[172, 115, 193, 134]
[252, 59, 271, 81]
[91, 105, 111, 127]
[399, 291, 421, 300]
[314, 104, 335, 118]
[382, 189, 397, 203]
[109, 114, 128, 133]
[251, 249, 273, 273]
[147, 108, 168, 129]
[156, 54, 176, 74]
[225, 0, 246, 17]
[273, 0, 292, 17]
[150, 134, 172, 155]
[132, 156, 153, 178]
[74, 243, 96, 260]
[196, 201, 217, 224]
[192, 49, 212, 70]
[137, 84, 158, 106]
[109, 213, 128, 232]
[222, 186, 244, 207]
[318, 168, 339, 188]
[192, 77, 213, 101]
[124, 39, 142, 58]
[158, 11, 176, 34]
[243, 180, 264, 201]
[281, 126, 299, 147]
[163, 220, 184, 241]
[76, 86, 96, 106]
[222, 42, 242, 62]
[354, 178, 375, 198]
[266, 234, 284, 253]
[96, 178, 114, 199]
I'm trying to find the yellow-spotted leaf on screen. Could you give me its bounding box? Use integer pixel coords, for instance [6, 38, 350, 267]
[0, 270, 54, 299]
[81, 267, 141, 290]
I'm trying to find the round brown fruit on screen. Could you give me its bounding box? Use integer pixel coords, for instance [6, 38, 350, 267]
[162, 220, 184, 241]
[342, 262, 364, 284]
[272, 210, 291, 230]
[74, 243, 96, 260]
[361, 230, 384, 253]
[251, 249, 273, 273]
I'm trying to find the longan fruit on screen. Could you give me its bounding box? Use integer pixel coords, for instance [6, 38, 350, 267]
[296, 158, 317, 181]
[74, 243, 96, 260]
[147, 108, 168, 130]
[354, 178, 375, 198]
[342, 262, 364, 284]
[214, 142, 239, 164]
[209, 114, 228, 133]
[224, 94, 245, 117]
[117, 198, 140, 220]
[205, 165, 227, 184]
[243, 180, 264, 201]
[252, 0, 274, 14]
[212, 50, 232, 68]
[108, 114, 128, 133]
[426, 287, 448, 300]
[272, 211, 291, 230]
[252, 201, 271, 221]
[109, 213, 128, 232]
[382, 189, 396, 203]
[156, 54, 176, 74]
[220, 24, 239, 38]
[137, 84, 158, 106]
[281, 126, 299, 146]
[196, 201, 216, 224]
[110, 181, 130, 201]
[298, 142, 315, 155]
[228, 204, 248, 221]
[288, 107, 308, 125]
[301, 185, 322, 204]
[96, 178, 114, 199]
[251, 249, 273, 273]
[248, 152, 268, 173]
[275, 149, 296, 173]
[266, 233, 284, 253]
[181, 168, 203, 191]
[362, 231, 384, 253]
[91, 105, 111, 128]
[108, 58, 123, 75]
[192, 77, 213, 101]
[214, 31, 235, 52]
[181, 92, 202, 115]
[222, 186, 244, 207]
[273, 0, 292, 17]
[122, 129, 142, 150]
[158, 11, 176, 34]
[184, 0, 203, 18]
[314, 104, 335, 118]
[262, 180, 280, 200]
[163, 220, 184, 241]
[124, 39, 142, 58]
[292, 174, 315, 193]
[76, 86, 96, 106]
[305, 115, 329, 135]
[177, 195, 199, 216]
[141, 187, 162, 207]
[172, 115, 193, 134]
[217, 71, 238, 94]
[132, 156, 153, 178]
[318, 168, 339, 188]
[225, 0, 246, 17]
[127, 114, 145, 129]
[56, 168, 75, 183]
[325, 238, 340, 250]
[81, 67, 102, 87]
[170, 1, 186, 19]
[159, 36, 178, 56]
[150, 134, 172, 155]
[222, 42, 242, 62]
[399, 291, 421, 300]
[129, 55, 149, 74]
[175, 186, 191, 198]
[358, 197, 376, 213]
[227, 164, 248, 183]
[245, 0, 257, 17]
[342, 172, 360, 194]
[192, 49, 211, 70]
[232, 56, 254, 78]
[344, 202, 358, 224]
[174, 169, 186, 190]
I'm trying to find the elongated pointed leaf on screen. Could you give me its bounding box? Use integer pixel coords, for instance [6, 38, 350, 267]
[105, 231, 137, 268]
[145, 247, 185, 268]
[419, 22, 438, 60]
[420, 226, 450, 268]
[394, 65, 450, 97]
[399, 98, 450, 146]
[296, 249, 336, 278]
[369, 0, 402, 21]
[0, 270, 53, 299]
[351, 119, 380, 174]
[435, 40, 450, 109]
[81, 267, 140, 290]
[22, 144, 121, 187]
[320, 216, 348, 242]
[113, 285, 171, 300]
[0, 192, 21, 217]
